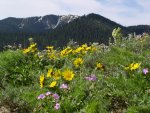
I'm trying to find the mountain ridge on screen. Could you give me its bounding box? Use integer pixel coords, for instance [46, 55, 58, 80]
[0, 13, 149, 50]
[0, 14, 79, 33]
[0, 13, 149, 34]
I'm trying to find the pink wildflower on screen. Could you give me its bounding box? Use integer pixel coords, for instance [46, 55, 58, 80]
[60, 84, 68, 89]
[37, 94, 45, 99]
[52, 93, 60, 100]
[54, 103, 60, 110]
[85, 74, 97, 81]
[143, 68, 148, 75]
[45, 91, 52, 96]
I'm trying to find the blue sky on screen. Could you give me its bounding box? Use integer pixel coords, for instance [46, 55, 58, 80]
[0, 0, 149, 26]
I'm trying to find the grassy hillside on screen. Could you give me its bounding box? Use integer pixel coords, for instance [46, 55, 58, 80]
[0, 30, 150, 113]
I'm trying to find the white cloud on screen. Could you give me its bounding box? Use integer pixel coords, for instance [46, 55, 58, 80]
[0, 0, 149, 26]
[0, 0, 61, 18]
[0, 0, 102, 18]
[96, 0, 150, 26]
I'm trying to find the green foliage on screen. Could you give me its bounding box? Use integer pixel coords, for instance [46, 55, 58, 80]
[0, 50, 40, 87]
[0, 50, 25, 86]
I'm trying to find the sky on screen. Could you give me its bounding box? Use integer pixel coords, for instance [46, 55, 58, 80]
[0, 0, 150, 26]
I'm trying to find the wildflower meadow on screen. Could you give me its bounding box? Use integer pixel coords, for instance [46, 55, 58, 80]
[0, 29, 150, 113]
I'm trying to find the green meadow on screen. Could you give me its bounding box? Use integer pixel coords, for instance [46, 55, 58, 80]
[0, 29, 150, 113]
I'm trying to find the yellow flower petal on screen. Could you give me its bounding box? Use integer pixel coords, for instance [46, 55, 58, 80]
[49, 81, 57, 88]
[62, 69, 74, 81]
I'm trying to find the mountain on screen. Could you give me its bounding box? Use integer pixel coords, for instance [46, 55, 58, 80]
[127, 25, 150, 34]
[44, 13, 129, 46]
[0, 14, 79, 33]
[0, 13, 149, 50]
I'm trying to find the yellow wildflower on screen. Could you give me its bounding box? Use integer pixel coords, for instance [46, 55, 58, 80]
[72, 47, 82, 54]
[47, 48, 57, 60]
[81, 44, 88, 49]
[30, 47, 37, 53]
[53, 70, 61, 80]
[96, 62, 104, 71]
[90, 46, 97, 52]
[81, 44, 88, 54]
[49, 81, 57, 88]
[125, 63, 141, 71]
[130, 63, 140, 71]
[60, 47, 72, 57]
[23, 43, 37, 54]
[60, 50, 66, 56]
[23, 48, 30, 54]
[85, 47, 91, 51]
[47, 68, 53, 77]
[73, 58, 83, 68]
[46, 46, 54, 50]
[39, 74, 45, 88]
[30, 43, 37, 48]
[81, 50, 87, 55]
[62, 69, 74, 81]
[49, 52, 56, 60]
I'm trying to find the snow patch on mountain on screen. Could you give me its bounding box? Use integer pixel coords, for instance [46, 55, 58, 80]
[38, 16, 43, 22]
[17, 14, 79, 30]
[18, 19, 25, 29]
[54, 15, 79, 29]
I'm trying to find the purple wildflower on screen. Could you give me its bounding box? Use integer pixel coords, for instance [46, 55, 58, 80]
[54, 103, 60, 110]
[85, 77, 91, 80]
[37, 94, 45, 99]
[52, 93, 60, 100]
[85, 74, 97, 81]
[143, 68, 148, 75]
[45, 91, 52, 96]
[90, 75, 97, 81]
[60, 84, 68, 89]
